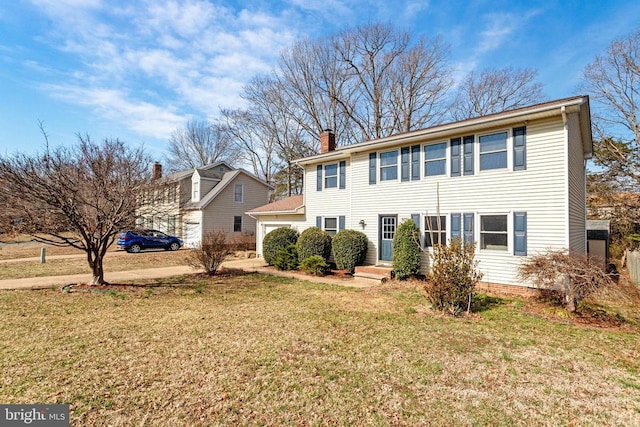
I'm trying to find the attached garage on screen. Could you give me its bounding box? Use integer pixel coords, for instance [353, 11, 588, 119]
[246, 195, 306, 258]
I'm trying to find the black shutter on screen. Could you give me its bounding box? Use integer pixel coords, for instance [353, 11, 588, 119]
[513, 127, 527, 171]
[514, 212, 527, 255]
[369, 153, 377, 185]
[450, 137, 461, 177]
[463, 135, 474, 175]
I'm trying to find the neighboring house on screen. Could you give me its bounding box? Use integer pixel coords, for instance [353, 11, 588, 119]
[139, 161, 273, 247]
[249, 96, 593, 289]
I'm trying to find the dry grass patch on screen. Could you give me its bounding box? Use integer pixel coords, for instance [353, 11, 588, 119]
[0, 250, 191, 279]
[0, 241, 89, 260]
[1, 274, 639, 426]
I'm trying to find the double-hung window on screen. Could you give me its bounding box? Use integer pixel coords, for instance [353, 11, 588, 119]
[380, 150, 398, 181]
[233, 215, 242, 232]
[324, 164, 338, 188]
[192, 182, 199, 201]
[479, 132, 508, 171]
[480, 215, 508, 250]
[424, 142, 446, 176]
[425, 215, 447, 247]
[234, 183, 243, 203]
[324, 217, 338, 236]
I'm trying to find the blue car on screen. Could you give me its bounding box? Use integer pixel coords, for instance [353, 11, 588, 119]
[117, 229, 183, 253]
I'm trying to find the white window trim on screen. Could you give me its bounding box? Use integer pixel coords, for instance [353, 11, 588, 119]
[234, 183, 244, 203]
[323, 216, 338, 236]
[479, 213, 509, 252]
[477, 129, 510, 172]
[423, 141, 448, 177]
[192, 181, 199, 201]
[379, 150, 399, 182]
[424, 214, 448, 248]
[324, 163, 338, 189]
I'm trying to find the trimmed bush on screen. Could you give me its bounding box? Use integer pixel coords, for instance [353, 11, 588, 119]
[297, 227, 332, 262]
[274, 244, 299, 271]
[426, 239, 483, 315]
[299, 255, 330, 276]
[392, 219, 421, 279]
[188, 230, 236, 276]
[263, 227, 299, 265]
[332, 229, 368, 273]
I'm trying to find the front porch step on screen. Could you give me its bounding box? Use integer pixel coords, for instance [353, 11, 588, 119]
[354, 265, 393, 279]
[352, 272, 388, 284]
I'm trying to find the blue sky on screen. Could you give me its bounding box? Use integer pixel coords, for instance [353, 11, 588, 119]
[1, 0, 639, 159]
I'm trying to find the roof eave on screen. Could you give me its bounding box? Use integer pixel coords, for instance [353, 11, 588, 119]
[295, 96, 589, 166]
[248, 206, 305, 216]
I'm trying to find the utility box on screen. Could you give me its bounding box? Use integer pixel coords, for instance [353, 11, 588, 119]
[587, 220, 610, 269]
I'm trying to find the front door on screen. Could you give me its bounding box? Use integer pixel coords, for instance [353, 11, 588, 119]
[379, 215, 397, 262]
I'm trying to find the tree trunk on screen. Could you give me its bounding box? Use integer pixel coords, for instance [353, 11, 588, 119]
[88, 253, 106, 286]
[564, 274, 576, 312]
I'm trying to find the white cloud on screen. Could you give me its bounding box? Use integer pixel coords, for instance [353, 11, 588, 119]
[24, 0, 301, 146]
[44, 85, 186, 139]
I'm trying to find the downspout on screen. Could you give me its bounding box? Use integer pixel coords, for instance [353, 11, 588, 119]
[561, 106, 571, 252]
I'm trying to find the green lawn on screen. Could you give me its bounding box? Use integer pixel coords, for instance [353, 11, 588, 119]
[1, 273, 639, 426]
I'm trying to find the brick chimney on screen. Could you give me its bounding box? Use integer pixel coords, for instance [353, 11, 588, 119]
[320, 129, 335, 153]
[152, 162, 162, 180]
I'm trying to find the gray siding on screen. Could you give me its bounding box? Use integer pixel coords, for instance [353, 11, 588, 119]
[201, 175, 271, 239]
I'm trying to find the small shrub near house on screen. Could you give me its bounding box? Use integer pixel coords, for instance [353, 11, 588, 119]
[518, 250, 614, 312]
[297, 227, 332, 262]
[263, 227, 299, 265]
[299, 255, 330, 276]
[392, 219, 421, 279]
[331, 229, 368, 273]
[274, 244, 299, 271]
[426, 239, 483, 315]
[189, 230, 237, 276]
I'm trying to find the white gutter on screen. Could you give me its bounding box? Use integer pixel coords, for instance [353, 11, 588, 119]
[296, 97, 587, 166]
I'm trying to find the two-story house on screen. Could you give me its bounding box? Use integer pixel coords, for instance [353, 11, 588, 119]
[249, 96, 592, 289]
[139, 161, 273, 247]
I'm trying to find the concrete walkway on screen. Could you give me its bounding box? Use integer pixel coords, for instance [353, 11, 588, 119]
[0, 258, 375, 290]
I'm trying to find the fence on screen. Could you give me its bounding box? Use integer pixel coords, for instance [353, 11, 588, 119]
[627, 250, 640, 285]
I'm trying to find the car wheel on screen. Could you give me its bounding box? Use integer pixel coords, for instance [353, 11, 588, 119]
[169, 242, 180, 251]
[128, 244, 142, 253]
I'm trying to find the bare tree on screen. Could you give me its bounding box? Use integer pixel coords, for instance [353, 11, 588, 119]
[166, 119, 232, 171]
[220, 108, 281, 186]
[583, 28, 640, 188]
[518, 250, 614, 313]
[275, 22, 453, 146]
[240, 76, 316, 197]
[0, 135, 151, 285]
[450, 67, 547, 121]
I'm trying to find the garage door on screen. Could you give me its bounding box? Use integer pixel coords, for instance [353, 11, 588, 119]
[259, 224, 291, 256]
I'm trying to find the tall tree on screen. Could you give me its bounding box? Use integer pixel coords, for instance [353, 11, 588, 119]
[166, 119, 232, 171]
[583, 28, 640, 188]
[275, 22, 452, 146]
[450, 67, 546, 121]
[0, 135, 151, 285]
[220, 108, 280, 186]
[239, 76, 316, 197]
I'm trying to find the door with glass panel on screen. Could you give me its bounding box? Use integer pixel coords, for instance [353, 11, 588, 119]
[379, 215, 397, 262]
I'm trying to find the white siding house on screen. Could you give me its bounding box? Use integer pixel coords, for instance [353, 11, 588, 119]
[139, 161, 273, 247]
[250, 96, 592, 288]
